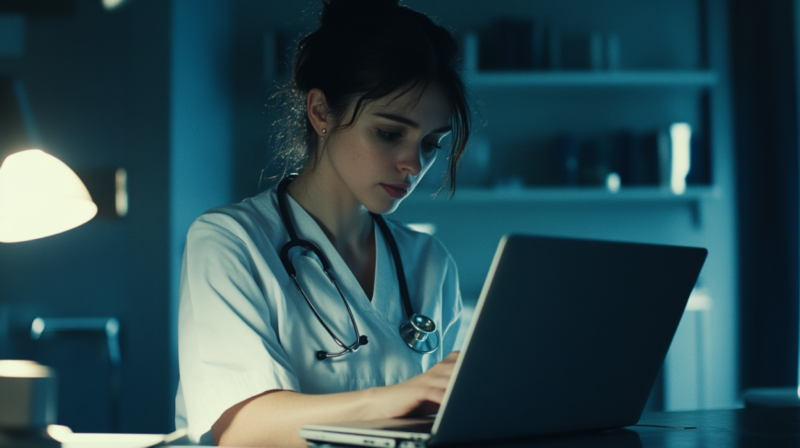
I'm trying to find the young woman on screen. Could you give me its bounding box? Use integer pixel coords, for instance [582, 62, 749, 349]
[175, 0, 471, 445]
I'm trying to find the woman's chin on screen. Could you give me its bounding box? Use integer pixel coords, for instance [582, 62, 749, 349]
[367, 198, 404, 215]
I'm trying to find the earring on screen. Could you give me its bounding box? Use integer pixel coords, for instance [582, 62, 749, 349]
[320, 128, 327, 140]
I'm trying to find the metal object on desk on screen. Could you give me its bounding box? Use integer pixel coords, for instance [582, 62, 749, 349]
[0, 360, 57, 430]
[0, 360, 60, 448]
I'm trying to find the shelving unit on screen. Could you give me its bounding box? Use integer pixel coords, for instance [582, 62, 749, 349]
[408, 186, 720, 205]
[449, 25, 716, 192]
[465, 70, 718, 89]
[415, 0, 718, 196]
[393, 0, 737, 412]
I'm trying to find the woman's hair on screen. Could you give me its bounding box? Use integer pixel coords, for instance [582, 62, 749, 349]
[271, 0, 471, 195]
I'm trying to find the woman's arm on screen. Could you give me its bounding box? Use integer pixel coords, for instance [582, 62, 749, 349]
[213, 351, 459, 447]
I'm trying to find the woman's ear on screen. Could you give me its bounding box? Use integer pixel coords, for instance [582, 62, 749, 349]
[307, 88, 332, 137]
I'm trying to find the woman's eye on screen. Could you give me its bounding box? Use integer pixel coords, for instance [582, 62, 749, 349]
[422, 141, 442, 153]
[378, 130, 402, 142]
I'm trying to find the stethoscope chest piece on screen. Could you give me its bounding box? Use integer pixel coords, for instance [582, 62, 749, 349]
[399, 313, 439, 353]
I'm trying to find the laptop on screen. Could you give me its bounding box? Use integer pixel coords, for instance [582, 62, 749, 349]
[301, 234, 708, 447]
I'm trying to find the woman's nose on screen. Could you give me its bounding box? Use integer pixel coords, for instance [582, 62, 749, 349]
[397, 144, 422, 176]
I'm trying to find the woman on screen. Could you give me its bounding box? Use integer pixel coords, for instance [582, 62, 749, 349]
[175, 0, 471, 445]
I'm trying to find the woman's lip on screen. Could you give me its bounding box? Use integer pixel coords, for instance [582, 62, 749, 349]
[381, 183, 409, 199]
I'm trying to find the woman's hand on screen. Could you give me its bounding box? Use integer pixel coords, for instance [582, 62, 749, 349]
[213, 351, 461, 447]
[368, 351, 460, 419]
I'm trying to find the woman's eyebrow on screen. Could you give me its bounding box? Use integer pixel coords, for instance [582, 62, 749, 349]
[375, 113, 452, 133]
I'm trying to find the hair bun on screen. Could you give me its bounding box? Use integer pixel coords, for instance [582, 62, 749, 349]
[320, 0, 400, 28]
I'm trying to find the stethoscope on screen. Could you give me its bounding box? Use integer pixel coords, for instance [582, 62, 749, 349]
[277, 176, 439, 360]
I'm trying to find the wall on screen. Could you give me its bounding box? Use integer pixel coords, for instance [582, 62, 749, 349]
[732, 0, 800, 390]
[0, 0, 746, 433]
[0, 0, 238, 432]
[169, 0, 234, 415]
[0, 0, 173, 433]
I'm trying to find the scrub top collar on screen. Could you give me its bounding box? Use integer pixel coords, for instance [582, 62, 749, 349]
[278, 190, 400, 319]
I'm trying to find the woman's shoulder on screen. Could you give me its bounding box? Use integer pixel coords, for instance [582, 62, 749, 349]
[188, 189, 282, 243]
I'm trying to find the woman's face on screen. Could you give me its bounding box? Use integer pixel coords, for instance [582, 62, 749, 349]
[322, 85, 452, 214]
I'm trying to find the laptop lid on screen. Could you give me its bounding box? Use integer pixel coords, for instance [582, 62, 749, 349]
[301, 235, 707, 446]
[429, 234, 707, 445]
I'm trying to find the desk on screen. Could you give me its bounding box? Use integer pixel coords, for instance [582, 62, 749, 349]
[287, 408, 800, 448]
[633, 407, 800, 448]
[454, 408, 800, 448]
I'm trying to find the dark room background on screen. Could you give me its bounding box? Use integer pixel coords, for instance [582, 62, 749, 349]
[0, 0, 796, 433]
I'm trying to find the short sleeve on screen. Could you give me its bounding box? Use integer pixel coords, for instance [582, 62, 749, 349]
[439, 254, 463, 355]
[177, 215, 300, 442]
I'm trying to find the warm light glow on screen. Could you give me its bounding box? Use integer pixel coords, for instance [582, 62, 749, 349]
[407, 223, 437, 235]
[48, 429, 168, 448]
[115, 168, 128, 217]
[47, 425, 73, 441]
[102, 0, 128, 10]
[670, 123, 692, 195]
[0, 360, 52, 378]
[0, 149, 97, 243]
[686, 287, 712, 311]
[606, 172, 621, 193]
[31, 317, 45, 338]
[49, 426, 188, 448]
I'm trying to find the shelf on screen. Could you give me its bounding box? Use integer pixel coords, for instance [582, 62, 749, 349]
[406, 186, 719, 205]
[463, 70, 718, 89]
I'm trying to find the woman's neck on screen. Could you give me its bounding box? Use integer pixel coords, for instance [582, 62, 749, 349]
[285, 167, 373, 253]
[287, 166, 377, 300]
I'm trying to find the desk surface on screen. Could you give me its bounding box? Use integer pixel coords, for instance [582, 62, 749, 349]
[477, 407, 800, 448]
[181, 407, 800, 448]
[633, 407, 800, 448]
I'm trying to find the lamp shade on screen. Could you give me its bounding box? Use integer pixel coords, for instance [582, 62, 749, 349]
[0, 149, 97, 243]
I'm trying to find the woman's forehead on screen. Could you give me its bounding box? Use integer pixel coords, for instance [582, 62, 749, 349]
[365, 85, 451, 120]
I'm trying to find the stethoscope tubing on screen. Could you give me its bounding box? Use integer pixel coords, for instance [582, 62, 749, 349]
[372, 210, 415, 319]
[276, 176, 438, 359]
[289, 272, 364, 356]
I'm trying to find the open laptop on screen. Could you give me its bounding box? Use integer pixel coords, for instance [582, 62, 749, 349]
[301, 234, 708, 447]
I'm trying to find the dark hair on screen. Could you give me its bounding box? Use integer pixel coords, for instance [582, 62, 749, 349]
[271, 0, 471, 196]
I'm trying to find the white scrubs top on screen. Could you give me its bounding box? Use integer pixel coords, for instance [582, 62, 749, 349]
[175, 187, 463, 443]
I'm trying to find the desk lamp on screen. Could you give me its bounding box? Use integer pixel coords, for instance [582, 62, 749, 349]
[0, 149, 96, 447]
[0, 149, 96, 242]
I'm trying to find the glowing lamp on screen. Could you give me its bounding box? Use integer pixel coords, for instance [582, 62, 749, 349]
[0, 149, 97, 243]
[0, 149, 96, 446]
